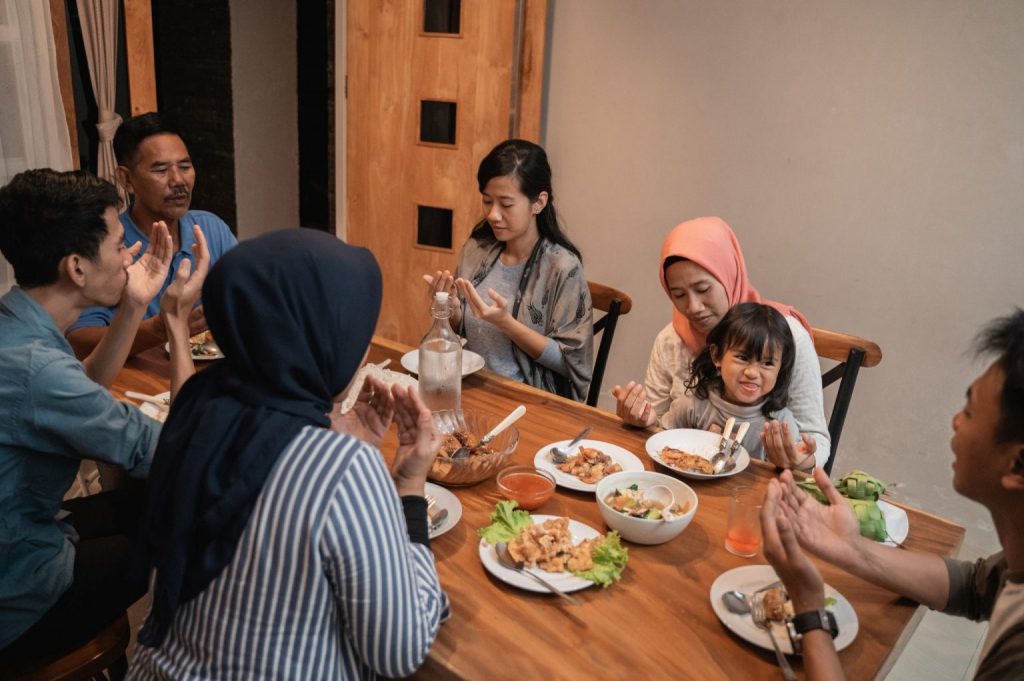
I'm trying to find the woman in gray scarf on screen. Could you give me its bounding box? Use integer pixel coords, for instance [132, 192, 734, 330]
[425, 140, 593, 401]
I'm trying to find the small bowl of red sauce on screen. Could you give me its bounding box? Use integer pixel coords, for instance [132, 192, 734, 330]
[496, 466, 556, 510]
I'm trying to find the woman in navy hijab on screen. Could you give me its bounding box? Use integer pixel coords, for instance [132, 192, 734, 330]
[130, 229, 450, 680]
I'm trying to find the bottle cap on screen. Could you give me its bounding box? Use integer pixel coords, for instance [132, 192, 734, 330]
[434, 291, 449, 303]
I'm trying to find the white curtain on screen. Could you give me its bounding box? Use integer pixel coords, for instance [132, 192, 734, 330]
[0, 0, 74, 294]
[76, 0, 121, 185]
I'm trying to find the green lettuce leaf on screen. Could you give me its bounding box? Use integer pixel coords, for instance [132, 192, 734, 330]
[476, 500, 533, 545]
[574, 531, 629, 587]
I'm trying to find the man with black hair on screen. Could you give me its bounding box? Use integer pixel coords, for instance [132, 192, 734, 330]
[761, 309, 1024, 680]
[67, 111, 236, 357]
[0, 168, 207, 662]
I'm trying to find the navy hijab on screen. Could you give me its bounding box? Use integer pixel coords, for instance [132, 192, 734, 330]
[137, 229, 382, 646]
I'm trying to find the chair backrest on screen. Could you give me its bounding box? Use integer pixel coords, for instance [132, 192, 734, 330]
[8, 612, 130, 681]
[812, 326, 883, 475]
[587, 281, 633, 407]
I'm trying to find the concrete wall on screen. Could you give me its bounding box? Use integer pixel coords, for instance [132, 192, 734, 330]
[230, 2, 299, 239]
[544, 0, 1024, 555]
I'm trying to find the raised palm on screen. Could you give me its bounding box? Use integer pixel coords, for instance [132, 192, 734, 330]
[779, 468, 864, 568]
[125, 221, 173, 306]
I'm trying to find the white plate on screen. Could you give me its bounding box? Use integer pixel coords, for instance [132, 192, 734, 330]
[138, 390, 171, 423]
[533, 440, 645, 492]
[425, 482, 462, 539]
[877, 499, 909, 546]
[710, 564, 859, 655]
[400, 349, 485, 376]
[164, 341, 224, 361]
[478, 515, 599, 594]
[645, 428, 751, 479]
[339, 364, 419, 413]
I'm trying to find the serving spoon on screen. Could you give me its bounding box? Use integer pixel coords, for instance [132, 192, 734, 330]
[451, 405, 526, 460]
[495, 543, 582, 606]
[549, 426, 593, 464]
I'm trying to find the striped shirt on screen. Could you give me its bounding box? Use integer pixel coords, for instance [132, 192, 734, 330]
[127, 426, 450, 680]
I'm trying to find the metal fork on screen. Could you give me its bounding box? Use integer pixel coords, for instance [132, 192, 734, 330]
[751, 586, 796, 681]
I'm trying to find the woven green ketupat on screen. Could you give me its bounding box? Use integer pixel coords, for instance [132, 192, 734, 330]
[797, 471, 889, 542]
[836, 470, 886, 501]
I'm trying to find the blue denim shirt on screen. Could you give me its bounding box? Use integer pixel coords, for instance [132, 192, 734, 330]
[0, 287, 160, 649]
[68, 209, 237, 330]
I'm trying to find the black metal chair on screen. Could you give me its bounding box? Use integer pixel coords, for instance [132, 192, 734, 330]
[586, 281, 633, 407]
[812, 327, 883, 475]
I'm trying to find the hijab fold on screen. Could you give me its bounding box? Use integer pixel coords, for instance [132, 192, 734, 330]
[659, 217, 811, 353]
[137, 229, 382, 646]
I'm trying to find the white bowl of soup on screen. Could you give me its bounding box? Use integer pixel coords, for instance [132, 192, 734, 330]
[595, 471, 698, 545]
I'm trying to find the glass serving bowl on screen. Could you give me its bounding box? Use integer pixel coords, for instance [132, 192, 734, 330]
[429, 409, 519, 486]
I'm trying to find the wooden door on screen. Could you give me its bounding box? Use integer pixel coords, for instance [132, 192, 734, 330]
[346, 0, 547, 345]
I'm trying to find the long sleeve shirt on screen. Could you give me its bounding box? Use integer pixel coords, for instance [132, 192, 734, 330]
[127, 426, 450, 680]
[0, 287, 159, 649]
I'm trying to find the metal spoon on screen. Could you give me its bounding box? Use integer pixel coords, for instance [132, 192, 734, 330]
[495, 543, 582, 606]
[425, 495, 448, 531]
[451, 405, 527, 460]
[709, 417, 737, 473]
[549, 426, 593, 464]
[722, 589, 750, 614]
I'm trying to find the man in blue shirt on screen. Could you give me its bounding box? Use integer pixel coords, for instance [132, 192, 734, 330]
[0, 169, 206, 663]
[67, 112, 236, 358]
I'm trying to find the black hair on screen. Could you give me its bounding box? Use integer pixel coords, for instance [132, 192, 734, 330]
[973, 308, 1024, 443]
[114, 111, 185, 167]
[0, 169, 120, 288]
[469, 139, 582, 260]
[685, 302, 796, 417]
[663, 255, 688, 279]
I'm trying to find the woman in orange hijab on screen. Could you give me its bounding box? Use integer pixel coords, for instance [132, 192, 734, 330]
[612, 217, 829, 469]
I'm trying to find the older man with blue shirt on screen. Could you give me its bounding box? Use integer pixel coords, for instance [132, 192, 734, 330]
[0, 169, 207, 665]
[67, 112, 236, 358]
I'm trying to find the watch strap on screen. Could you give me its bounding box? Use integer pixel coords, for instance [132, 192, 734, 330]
[791, 608, 839, 638]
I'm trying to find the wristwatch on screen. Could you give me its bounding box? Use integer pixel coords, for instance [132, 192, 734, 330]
[786, 609, 839, 654]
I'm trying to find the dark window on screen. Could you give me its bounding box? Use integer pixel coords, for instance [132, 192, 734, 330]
[423, 0, 460, 34]
[417, 205, 453, 249]
[419, 100, 457, 145]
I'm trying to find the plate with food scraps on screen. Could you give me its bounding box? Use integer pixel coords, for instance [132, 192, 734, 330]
[877, 499, 909, 547]
[137, 390, 171, 423]
[400, 349, 486, 377]
[710, 564, 859, 655]
[425, 482, 462, 539]
[645, 428, 751, 479]
[479, 515, 599, 594]
[533, 439, 645, 492]
[164, 331, 224, 361]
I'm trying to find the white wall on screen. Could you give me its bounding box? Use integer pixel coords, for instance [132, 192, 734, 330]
[230, 1, 299, 239]
[544, 0, 1024, 554]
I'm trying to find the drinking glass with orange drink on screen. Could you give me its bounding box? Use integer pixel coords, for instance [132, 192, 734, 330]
[725, 486, 762, 557]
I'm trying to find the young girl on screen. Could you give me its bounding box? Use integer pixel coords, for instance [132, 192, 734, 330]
[423, 140, 593, 401]
[665, 302, 803, 461]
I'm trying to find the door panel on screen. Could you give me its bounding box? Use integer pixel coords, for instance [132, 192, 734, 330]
[346, 0, 546, 345]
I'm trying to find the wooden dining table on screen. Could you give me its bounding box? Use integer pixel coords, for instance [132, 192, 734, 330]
[113, 337, 965, 681]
